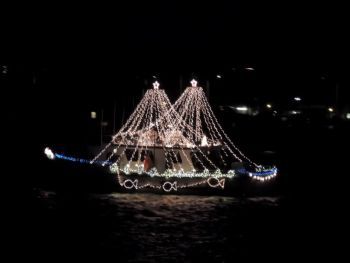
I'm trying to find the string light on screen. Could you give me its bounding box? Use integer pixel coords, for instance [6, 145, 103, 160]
[248, 167, 278, 181]
[207, 177, 225, 188]
[153, 81, 160, 89]
[44, 147, 55, 160]
[48, 79, 277, 191]
[123, 179, 138, 189]
[162, 181, 177, 192]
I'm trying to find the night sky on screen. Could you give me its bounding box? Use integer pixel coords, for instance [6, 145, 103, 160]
[2, 0, 349, 149]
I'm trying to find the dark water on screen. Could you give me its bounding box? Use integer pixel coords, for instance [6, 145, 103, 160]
[26, 190, 288, 261]
[5, 118, 349, 261]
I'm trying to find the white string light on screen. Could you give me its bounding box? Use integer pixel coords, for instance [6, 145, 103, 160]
[75, 79, 277, 191]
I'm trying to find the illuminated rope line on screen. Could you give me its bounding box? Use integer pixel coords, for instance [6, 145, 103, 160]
[126, 138, 142, 168]
[169, 103, 219, 171]
[139, 91, 154, 145]
[189, 92, 197, 141]
[155, 91, 182, 128]
[119, 89, 151, 133]
[154, 90, 180, 170]
[173, 88, 228, 169]
[187, 89, 198, 140]
[166, 95, 216, 171]
[188, 88, 204, 141]
[124, 92, 156, 167]
[195, 93, 202, 142]
[128, 91, 152, 133]
[175, 87, 216, 145]
[173, 89, 194, 136]
[115, 99, 154, 167]
[173, 89, 191, 136]
[102, 102, 149, 166]
[92, 90, 152, 164]
[202, 95, 258, 167]
[200, 104, 229, 167]
[135, 90, 155, 145]
[133, 96, 154, 168]
[135, 89, 179, 172]
[177, 180, 207, 189]
[200, 91, 224, 141]
[148, 91, 155, 131]
[200, 93, 220, 142]
[55, 153, 111, 165]
[103, 106, 148, 166]
[175, 87, 243, 169]
[198, 94, 231, 161]
[154, 92, 176, 169]
[201, 94, 244, 154]
[195, 88, 205, 142]
[160, 94, 198, 171]
[197, 97, 228, 165]
[158, 129, 180, 171]
[200, 93, 243, 162]
[199, 92, 221, 143]
[91, 142, 113, 164]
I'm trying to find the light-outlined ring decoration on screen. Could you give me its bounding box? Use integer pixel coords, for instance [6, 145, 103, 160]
[207, 177, 225, 189]
[123, 179, 138, 189]
[162, 181, 177, 192]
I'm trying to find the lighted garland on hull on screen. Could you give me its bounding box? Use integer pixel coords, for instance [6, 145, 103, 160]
[45, 148, 276, 191]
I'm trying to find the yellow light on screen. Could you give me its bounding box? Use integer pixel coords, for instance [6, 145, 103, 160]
[328, 107, 334, 112]
[91, 111, 97, 119]
[266, 104, 272, 109]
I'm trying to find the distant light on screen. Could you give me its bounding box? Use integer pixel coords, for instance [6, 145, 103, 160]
[44, 147, 55, 160]
[245, 67, 255, 71]
[346, 113, 350, 119]
[291, 110, 301, 115]
[236, 106, 248, 112]
[294, 97, 302, 101]
[328, 107, 334, 112]
[266, 104, 272, 109]
[152, 75, 157, 79]
[1, 65, 8, 74]
[91, 111, 97, 119]
[216, 74, 222, 79]
[190, 79, 198, 87]
[153, 81, 160, 89]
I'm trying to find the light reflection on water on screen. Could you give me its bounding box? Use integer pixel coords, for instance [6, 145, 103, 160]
[34, 190, 283, 262]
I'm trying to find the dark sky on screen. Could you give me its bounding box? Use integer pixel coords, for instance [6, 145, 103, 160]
[3, 1, 347, 96]
[1, 1, 349, 147]
[2, 1, 348, 67]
